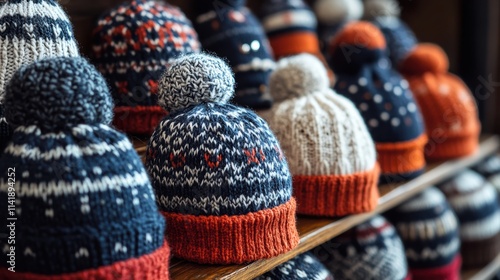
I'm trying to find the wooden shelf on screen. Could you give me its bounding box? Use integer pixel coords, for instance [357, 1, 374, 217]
[462, 253, 500, 280]
[132, 135, 500, 280]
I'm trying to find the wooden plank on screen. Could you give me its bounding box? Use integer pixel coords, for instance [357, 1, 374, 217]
[463, 253, 500, 280]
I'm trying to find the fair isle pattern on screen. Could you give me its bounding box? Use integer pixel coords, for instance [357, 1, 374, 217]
[254, 253, 334, 280]
[0, 0, 79, 99]
[147, 103, 292, 216]
[92, 0, 200, 107]
[313, 216, 408, 280]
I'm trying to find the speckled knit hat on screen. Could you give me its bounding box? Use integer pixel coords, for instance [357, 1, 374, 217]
[311, 215, 409, 280]
[439, 169, 500, 268]
[386, 187, 462, 280]
[254, 253, 334, 280]
[146, 53, 299, 264]
[329, 22, 427, 182]
[92, 0, 200, 135]
[0, 0, 80, 153]
[263, 54, 380, 217]
[399, 43, 481, 160]
[0, 57, 170, 279]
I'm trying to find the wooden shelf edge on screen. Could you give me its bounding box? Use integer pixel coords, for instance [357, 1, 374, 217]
[463, 253, 500, 280]
[164, 135, 500, 279]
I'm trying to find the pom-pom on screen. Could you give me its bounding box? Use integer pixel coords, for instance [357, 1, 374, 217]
[330, 21, 386, 52]
[158, 53, 235, 111]
[363, 0, 401, 20]
[4, 57, 113, 131]
[314, 0, 364, 25]
[270, 54, 330, 102]
[399, 43, 449, 75]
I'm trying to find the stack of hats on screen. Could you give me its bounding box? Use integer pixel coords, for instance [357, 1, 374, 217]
[254, 253, 334, 280]
[92, 0, 200, 135]
[193, 0, 275, 109]
[0, 0, 80, 152]
[439, 169, 500, 268]
[399, 44, 481, 160]
[387, 187, 461, 280]
[363, 0, 418, 67]
[146, 53, 299, 264]
[0, 57, 170, 279]
[313, 0, 364, 55]
[473, 155, 500, 194]
[311, 215, 409, 280]
[259, 0, 334, 84]
[264, 54, 380, 217]
[329, 22, 427, 182]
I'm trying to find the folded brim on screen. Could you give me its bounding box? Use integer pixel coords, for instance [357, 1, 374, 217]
[376, 134, 427, 176]
[0, 241, 170, 280]
[409, 254, 461, 280]
[425, 130, 480, 161]
[162, 198, 299, 264]
[113, 105, 167, 135]
[461, 232, 500, 269]
[293, 164, 380, 217]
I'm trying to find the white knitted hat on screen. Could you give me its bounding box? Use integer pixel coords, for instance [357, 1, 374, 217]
[264, 53, 380, 217]
[0, 0, 79, 99]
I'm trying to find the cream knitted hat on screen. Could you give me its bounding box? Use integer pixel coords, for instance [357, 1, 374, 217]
[264, 53, 380, 217]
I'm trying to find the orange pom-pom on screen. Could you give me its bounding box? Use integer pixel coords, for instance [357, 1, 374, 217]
[399, 43, 449, 75]
[329, 21, 386, 54]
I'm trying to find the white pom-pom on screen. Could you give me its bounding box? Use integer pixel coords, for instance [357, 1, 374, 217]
[158, 53, 234, 111]
[270, 54, 329, 102]
[363, 0, 401, 19]
[314, 0, 364, 25]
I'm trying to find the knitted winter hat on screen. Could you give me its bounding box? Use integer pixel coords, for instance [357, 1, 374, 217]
[473, 155, 500, 195]
[311, 215, 409, 280]
[254, 252, 334, 280]
[264, 54, 380, 217]
[386, 187, 462, 280]
[329, 22, 427, 181]
[259, 0, 334, 84]
[399, 44, 481, 160]
[0, 57, 170, 279]
[146, 53, 299, 264]
[92, 0, 200, 135]
[0, 0, 79, 153]
[439, 169, 500, 268]
[193, 0, 275, 109]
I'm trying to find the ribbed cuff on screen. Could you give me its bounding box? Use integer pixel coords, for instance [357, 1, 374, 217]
[163, 198, 299, 264]
[461, 233, 500, 269]
[293, 164, 380, 217]
[0, 241, 170, 280]
[113, 105, 167, 135]
[425, 131, 480, 161]
[409, 254, 461, 280]
[376, 134, 427, 175]
[269, 32, 320, 58]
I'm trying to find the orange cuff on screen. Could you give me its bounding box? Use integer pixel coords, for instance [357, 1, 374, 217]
[425, 129, 480, 161]
[162, 198, 299, 264]
[113, 105, 167, 135]
[293, 164, 380, 217]
[376, 134, 427, 175]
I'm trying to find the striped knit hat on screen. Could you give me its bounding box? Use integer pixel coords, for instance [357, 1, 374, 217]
[439, 169, 500, 268]
[193, 0, 275, 110]
[0, 57, 170, 279]
[399, 44, 481, 160]
[254, 252, 334, 280]
[329, 22, 427, 182]
[92, 0, 200, 135]
[259, 0, 334, 84]
[473, 155, 500, 196]
[146, 53, 299, 264]
[0, 0, 79, 154]
[264, 54, 380, 217]
[386, 187, 462, 280]
[311, 215, 409, 280]
[363, 0, 418, 66]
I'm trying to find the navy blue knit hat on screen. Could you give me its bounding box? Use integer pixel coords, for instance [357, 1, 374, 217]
[193, 0, 275, 109]
[0, 107, 9, 153]
[472, 155, 500, 196]
[311, 215, 409, 280]
[329, 21, 427, 182]
[363, 0, 418, 66]
[146, 53, 299, 264]
[254, 252, 334, 280]
[0, 57, 170, 279]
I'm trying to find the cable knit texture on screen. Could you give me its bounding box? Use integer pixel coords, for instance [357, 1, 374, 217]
[264, 54, 379, 217]
[0, 57, 169, 279]
[439, 169, 500, 268]
[146, 53, 299, 264]
[386, 187, 462, 280]
[92, 0, 200, 134]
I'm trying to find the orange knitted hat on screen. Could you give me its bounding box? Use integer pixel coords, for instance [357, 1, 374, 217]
[399, 43, 481, 160]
